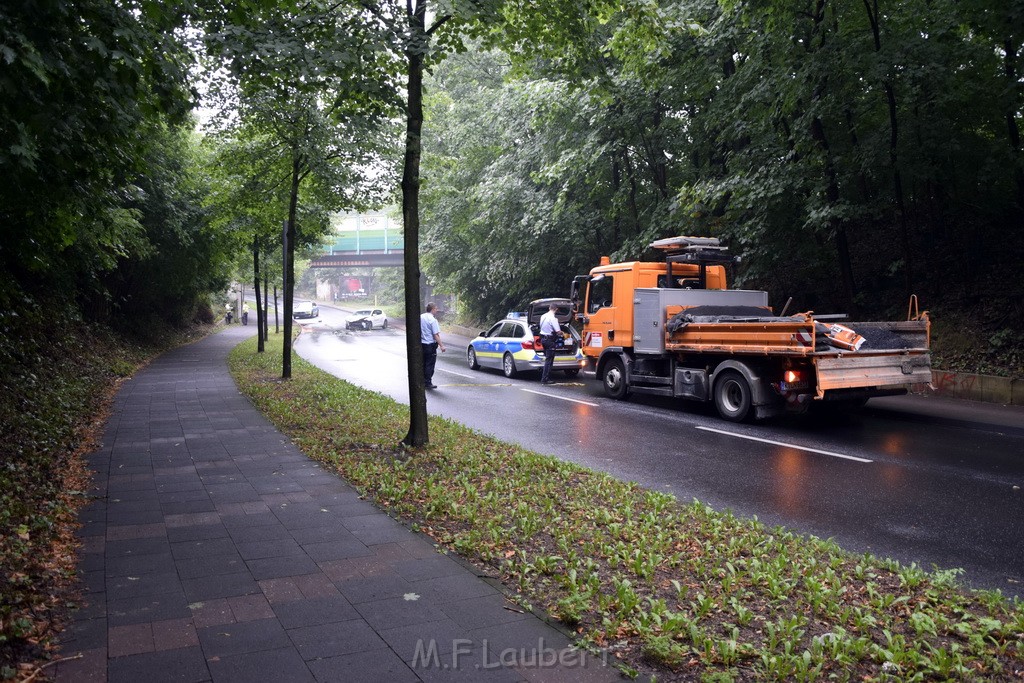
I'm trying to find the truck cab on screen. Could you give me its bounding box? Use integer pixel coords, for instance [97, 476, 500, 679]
[571, 237, 732, 369]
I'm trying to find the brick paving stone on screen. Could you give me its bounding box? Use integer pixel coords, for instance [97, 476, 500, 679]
[196, 618, 291, 658]
[166, 523, 231, 544]
[175, 552, 247, 580]
[107, 646, 209, 683]
[272, 595, 359, 629]
[258, 577, 306, 605]
[181, 571, 260, 602]
[106, 523, 167, 541]
[108, 623, 155, 657]
[235, 537, 305, 561]
[292, 572, 340, 598]
[188, 598, 234, 628]
[107, 571, 183, 599]
[315, 558, 362, 582]
[410, 645, 526, 683]
[207, 646, 313, 683]
[412, 572, 502, 602]
[354, 595, 449, 632]
[307, 648, 421, 683]
[379, 619, 478, 660]
[439, 594, 533, 631]
[106, 552, 175, 577]
[288, 619, 386, 660]
[336, 574, 415, 604]
[151, 618, 200, 651]
[226, 593, 276, 622]
[58, 615, 108, 652]
[246, 554, 320, 581]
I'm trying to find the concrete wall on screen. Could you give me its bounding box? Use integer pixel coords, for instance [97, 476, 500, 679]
[927, 370, 1024, 406]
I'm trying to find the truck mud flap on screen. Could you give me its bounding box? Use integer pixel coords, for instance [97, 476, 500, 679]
[815, 353, 931, 393]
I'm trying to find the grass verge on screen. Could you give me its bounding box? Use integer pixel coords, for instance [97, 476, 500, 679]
[230, 332, 1024, 682]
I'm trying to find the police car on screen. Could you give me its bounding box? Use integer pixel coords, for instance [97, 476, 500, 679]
[466, 298, 585, 379]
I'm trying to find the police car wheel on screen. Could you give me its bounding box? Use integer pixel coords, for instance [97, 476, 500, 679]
[502, 353, 518, 378]
[468, 347, 480, 370]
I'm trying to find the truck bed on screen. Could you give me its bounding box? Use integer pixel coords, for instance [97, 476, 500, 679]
[663, 306, 932, 394]
[664, 306, 928, 354]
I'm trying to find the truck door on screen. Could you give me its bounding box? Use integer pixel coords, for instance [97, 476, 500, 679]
[585, 275, 615, 351]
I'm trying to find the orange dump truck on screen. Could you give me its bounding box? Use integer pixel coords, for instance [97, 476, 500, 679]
[569, 237, 931, 421]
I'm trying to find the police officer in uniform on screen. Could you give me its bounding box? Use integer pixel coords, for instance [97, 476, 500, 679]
[539, 303, 561, 385]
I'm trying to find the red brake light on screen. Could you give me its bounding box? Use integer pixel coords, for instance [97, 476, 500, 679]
[522, 338, 536, 350]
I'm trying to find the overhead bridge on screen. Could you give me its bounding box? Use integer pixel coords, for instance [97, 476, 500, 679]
[311, 220, 403, 268]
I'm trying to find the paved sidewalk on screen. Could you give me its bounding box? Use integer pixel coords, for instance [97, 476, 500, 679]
[55, 325, 621, 682]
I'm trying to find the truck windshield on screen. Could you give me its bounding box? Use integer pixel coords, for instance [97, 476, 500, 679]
[588, 276, 614, 314]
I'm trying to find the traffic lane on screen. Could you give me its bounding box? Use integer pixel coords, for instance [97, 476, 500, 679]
[867, 393, 1024, 438]
[296, 326, 412, 403]
[295, 330, 1024, 594]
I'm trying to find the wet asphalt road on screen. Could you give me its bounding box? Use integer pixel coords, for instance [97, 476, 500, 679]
[292, 305, 1024, 596]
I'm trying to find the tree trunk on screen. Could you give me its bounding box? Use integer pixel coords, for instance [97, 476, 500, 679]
[810, 116, 858, 315]
[263, 272, 269, 340]
[253, 235, 264, 352]
[282, 153, 301, 379]
[273, 285, 279, 334]
[401, 0, 429, 448]
[805, 1, 857, 314]
[863, 0, 913, 295]
[1004, 38, 1024, 209]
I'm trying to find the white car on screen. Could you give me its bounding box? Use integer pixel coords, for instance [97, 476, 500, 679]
[293, 300, 320, 319]
[345, 308, 388, 330]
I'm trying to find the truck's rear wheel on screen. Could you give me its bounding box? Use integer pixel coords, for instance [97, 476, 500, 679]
[602, 357, 629, 400]
[714, 370, 752, 422]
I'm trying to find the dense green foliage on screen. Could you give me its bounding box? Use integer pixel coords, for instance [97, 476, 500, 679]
[0, 0, 229, 323]
[231, 333, 1024, 682]
[421, 1, 1023, 373]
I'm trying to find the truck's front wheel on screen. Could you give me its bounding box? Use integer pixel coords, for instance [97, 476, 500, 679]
[714, 371, 752, 422]
[603, 357, 629, 400]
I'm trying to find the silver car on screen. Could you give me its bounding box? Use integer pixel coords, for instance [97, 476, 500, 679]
[293, 300, 320, 319]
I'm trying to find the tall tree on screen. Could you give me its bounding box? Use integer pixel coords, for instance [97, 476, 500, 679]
[202, 0, 399, 377]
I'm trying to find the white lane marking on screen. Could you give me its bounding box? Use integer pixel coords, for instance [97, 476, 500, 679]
[695, 426, 873, 463]
[440, 369, 477, 380]
[520, 388, 599, 406]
